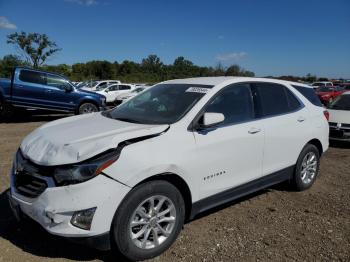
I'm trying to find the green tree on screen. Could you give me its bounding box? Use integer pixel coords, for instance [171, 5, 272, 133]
[7, 32, 61, 68]
[0, 54, 27, 78]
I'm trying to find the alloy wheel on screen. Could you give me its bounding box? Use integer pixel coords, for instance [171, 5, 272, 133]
[300, 152, 318, 184]
[129, 195, 176, 250]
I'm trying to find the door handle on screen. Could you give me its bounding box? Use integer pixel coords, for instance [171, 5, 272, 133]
[297, 116, 306, 122]
[248, 127, 261, 134]
[45, 89, 53, 93]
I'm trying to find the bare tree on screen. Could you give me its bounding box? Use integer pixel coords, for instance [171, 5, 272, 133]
[7, 31, 61, 68]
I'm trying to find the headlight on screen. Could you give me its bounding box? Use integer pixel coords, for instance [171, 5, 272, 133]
[53, 150, 119, 186]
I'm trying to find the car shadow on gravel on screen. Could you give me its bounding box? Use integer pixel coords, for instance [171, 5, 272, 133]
[0, 189, 129, 262]
[0, 111, 71, 123]
[329, 140, 350, 149]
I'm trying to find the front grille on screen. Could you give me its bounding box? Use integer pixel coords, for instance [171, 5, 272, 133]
[13, 151, 50, 198]
[329, 122, 337, 127]
[14, 173, 48, 198]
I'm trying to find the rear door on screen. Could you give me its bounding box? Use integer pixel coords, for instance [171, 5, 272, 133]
[12, 69, 48, 107]
[251, 82, 308, 176]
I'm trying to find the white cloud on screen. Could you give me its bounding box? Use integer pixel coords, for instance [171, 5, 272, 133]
[65, 0, 98, 6]
[0, 16, 17, 30]
[216, 52, 247, 62]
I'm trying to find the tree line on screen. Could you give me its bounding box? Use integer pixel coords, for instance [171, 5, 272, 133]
[0, 31, 331, 84]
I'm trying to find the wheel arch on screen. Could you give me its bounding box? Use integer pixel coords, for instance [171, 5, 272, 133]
[76, 99, 100, 113]
[306, 138, 323, 156]
[134, 172, 193, 222]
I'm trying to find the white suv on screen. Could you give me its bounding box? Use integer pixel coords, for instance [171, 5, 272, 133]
[8, 77, 329, 261]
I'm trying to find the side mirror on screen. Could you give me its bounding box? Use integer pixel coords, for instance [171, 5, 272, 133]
[65, 85, 73, 92]
[200, 112, 225, 128]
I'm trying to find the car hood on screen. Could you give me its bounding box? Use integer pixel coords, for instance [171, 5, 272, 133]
[20, 113, 169, 166]
[328, 109, 350, 124]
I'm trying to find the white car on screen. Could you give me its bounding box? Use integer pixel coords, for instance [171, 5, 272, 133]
[114, 86, 150, 105]
[8, 77, 329, 261]
[81, 80, 121, 91]
[311, 81, 333, 88]
[95, 84, 135, 103]
[328, 91, 350, 141]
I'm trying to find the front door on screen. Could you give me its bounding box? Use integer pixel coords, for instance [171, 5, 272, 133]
[192, 83, 264, 199]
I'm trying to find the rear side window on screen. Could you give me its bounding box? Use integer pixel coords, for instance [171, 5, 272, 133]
[252, 82, 302, 118]
[119, 85, 131, 90]
[19, 70, 46, 85]
[292, 85, 323, 107]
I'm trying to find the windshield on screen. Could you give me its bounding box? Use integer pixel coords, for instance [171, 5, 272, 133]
[103, 84, 213, 124]
[85, 81, 98, 88]
[328, 94, 350, 110]
[96, 85, 108, 91]
[317, 87, 333, 92]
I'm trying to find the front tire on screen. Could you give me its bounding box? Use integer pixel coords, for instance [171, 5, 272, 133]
[292, 144, 320, 191]
[112, 180, 185, 261]
[78, 102, 98, 114]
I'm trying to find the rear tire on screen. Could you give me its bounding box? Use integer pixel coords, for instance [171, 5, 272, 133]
[111, 180, 185, 261]
[292, 144, 320, 191]
[78, 103, 98, 114]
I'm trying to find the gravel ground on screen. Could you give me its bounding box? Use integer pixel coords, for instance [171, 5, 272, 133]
[0, 114, 349, 262]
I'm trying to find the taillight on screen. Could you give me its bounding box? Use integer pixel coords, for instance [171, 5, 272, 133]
[323, 110, 329, 121]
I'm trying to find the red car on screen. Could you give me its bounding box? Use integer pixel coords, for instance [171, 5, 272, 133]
[316, 86, 346, 105]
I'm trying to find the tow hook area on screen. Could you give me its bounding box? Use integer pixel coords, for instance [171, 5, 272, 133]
[45, 209, 65, 225]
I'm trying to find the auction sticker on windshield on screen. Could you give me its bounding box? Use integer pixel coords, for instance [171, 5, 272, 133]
[185, 87, 210, 93]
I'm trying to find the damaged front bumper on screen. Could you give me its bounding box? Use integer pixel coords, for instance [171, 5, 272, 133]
[8, 170, 130, 250]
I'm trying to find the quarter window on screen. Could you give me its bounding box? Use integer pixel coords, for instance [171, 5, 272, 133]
[204, 83, 254, 125]
[292, 85, 323, 107]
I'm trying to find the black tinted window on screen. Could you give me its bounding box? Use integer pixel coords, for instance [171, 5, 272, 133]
[19, 70, 46, 85]
[205, 83, 254, 125]
[119, 85, 131, 90]
[292, 85, 323, 107]
[253, 82, 301, 117]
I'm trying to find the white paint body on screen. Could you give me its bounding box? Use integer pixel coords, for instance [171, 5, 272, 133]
[95, 84, 135, 103]
[10, 77, 329, 239]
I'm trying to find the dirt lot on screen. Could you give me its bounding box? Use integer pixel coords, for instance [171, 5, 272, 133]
[0, 114, 349, 262]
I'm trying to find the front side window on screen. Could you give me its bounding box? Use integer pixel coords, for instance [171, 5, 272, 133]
[252, 82, 302, 118]
[19, 70, 46, 85]
[104, 84, 213, 124]
[203, 83, 254, 125]
[46, 74, 71, 90]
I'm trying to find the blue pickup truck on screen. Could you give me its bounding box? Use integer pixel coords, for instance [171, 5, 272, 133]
[0, 67, 107, 116]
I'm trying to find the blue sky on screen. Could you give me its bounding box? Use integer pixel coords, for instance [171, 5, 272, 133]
[0, 0, 349, 78]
